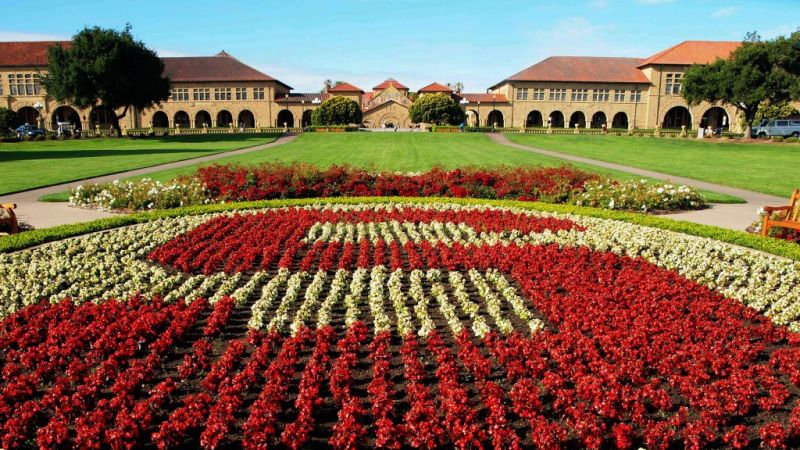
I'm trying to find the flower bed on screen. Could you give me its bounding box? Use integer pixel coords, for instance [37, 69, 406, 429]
[2, 201, 800, 448]
[68, 162, 706, 213]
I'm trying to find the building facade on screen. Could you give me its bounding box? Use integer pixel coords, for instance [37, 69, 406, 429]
[0, 40, 763, 133]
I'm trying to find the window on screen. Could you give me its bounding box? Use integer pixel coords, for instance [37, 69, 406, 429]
[613, 90, 625, 102]
[630, 90, 642, 102]
[171, 88, 189, 101]
[665, 73, 682, 95]
[7, 73, 41, 96]
[549, 88, 566, 101]
[515, 88, 529, 101]
[571, 89, 588, 102]
[592, 89, 609, 102]
[236, 87, 248, 100]
[214, 87, 231, 101]
[253, 88, 265, 100]
[777, 120, 789, 127]
[532, 88, 545, 101]
[193, 88, 210, 101]
[0, 81, 3, 96]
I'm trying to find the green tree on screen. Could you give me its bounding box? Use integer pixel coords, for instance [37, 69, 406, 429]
[0, 108, 21, 133]
[311, 96, 362, 125]
[322, 79, 345, 93]
[682, 31, 800, 137]
[753, 100, 800, 123]
[42, 25, 171, 137]
[447, 82, 464, 93]
[408, 93, 465, 125]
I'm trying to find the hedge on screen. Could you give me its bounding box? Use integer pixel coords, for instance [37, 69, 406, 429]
[2, 197, 799, 261]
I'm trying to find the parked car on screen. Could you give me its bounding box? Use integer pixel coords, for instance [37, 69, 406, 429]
[15, 124, 45, 139]
[751, 119, 800, 138]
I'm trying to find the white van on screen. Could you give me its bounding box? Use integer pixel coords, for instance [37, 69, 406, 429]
[752, 119, 800, 138]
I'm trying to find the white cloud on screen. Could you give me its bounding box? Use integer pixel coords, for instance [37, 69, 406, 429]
[588, 0, 608, 8]
[0, 30, 69, 41]
[711, 6, 739, 18]
[524, 17, 644, 57]
[636, 0, 675, 4]
[759, 24, 798, 39]
[156, 49, 190, 57]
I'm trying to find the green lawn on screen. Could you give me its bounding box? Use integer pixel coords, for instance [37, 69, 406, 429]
[0, 134, 278, 195]
[83, 132, 738, 204]
[506, 134, 800, 198]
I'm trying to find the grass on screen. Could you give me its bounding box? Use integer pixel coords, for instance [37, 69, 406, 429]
[506, 134, 800, 198]
[0, 134, 279, 195]
[50, 133, 737, 204]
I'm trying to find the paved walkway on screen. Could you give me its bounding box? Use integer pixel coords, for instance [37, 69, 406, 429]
[488, 133, 784, 231]
[1, 134, 298, 229]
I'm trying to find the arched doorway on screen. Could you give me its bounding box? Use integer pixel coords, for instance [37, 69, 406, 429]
[217, 110, 233, 128]
[238, 110, 255, 128]
[466, 110, 479, 127]
[195, 110, 211, 128]
[302, 110, 313, 128]
[51, 106, 81, 130]
[591, 112, 606, 128]
[569, 111, 586, 128]
[700, 107, 729, 130]
[152, 111, 169, 128]
[663, 106, 691, 129]
[487, 110, 504, 128]
[277, 110, 294, 128]
[526, 110, 543, 127]
[16, 106, 39, 126]
[612, 112, 629, 129]
[174, 111, 190, 128]
[89, 106, 113, 130]
[549, 111, 565, 128]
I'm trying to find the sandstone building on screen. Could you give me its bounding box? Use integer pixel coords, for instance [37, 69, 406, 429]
[0, 40, 750, 133]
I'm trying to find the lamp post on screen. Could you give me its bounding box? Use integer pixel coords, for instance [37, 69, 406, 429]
[311, 97, 321, 129]
[301, 99, 306, 128]
[284, 94, 289, 128]
[477, 101, 481, 127]
[492, 94, 497, 128]
[33, 101, 43, 129]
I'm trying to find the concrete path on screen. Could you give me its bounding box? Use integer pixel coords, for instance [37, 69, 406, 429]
[1, 134, 298, 229]
[487, 133, 784, 231]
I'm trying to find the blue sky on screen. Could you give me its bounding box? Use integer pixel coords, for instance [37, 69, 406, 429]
[3, 0, 797, 93]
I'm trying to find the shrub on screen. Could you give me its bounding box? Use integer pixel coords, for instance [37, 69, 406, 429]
[311, 96, 362, 126]
[573, 179, 705, 212]
[0, 107, 21, 132]
[785, 137, 798, 143]
[69, 178, 208, 211]
[772, 136, 785, 142]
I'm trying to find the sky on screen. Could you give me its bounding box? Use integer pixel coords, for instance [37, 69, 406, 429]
[2, 0, 798, 93]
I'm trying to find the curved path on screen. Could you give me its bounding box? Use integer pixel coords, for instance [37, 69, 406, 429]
[487, 133, 784, 231]
[1, 133, 298, 230]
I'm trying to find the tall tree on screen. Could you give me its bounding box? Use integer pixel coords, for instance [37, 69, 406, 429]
[322, 80, 345, 93]
[0, 108, 21, 133]
[409, 93, 465, 125]
[42, 25, 171, 137]
[447, 82, 464, 93]
[682, 30, 800, 137]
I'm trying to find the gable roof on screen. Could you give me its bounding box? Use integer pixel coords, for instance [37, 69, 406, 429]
[638, 40, 741, 67]
[495, 56, 649, 88]
[419, 82, 453, 93]
[0, 41, 69, 67]
[374, 78, 408, 90]
[163, 51, 289, 86]
[459, 93, 509, 103]
[327, 82, 364, 93]
[275, 92, 330, 103]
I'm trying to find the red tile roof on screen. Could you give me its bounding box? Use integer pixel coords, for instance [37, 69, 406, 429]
[497, 56, 649, 87]
[0, 41, 69, 67]
[327, 82, 364, 93]
[275, 93, 330, 104]
[638, 40, 741, 67]
[374, 78, 408, 90]
[459, 93, 508, 103]
[419, 82, 453, 93]
[163, 51, 288, 86]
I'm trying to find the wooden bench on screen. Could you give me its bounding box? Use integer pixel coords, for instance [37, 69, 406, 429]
[762, 189, 800, 237]
[0, 203, 19, 234]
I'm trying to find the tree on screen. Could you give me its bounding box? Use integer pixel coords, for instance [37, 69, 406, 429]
[682, 30, 800, 137]
[447, 82, 464, 93]
[42, 25, 171, 137]
[311, 96, 362, 125]
[0, 108, 21, 133]
[408, 93, 465, 125]
[322, 80, 345, 93]
[753, 100, 800, 124]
